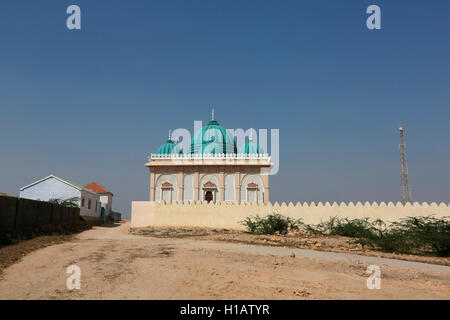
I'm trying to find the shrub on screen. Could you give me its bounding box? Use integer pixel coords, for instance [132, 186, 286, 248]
[48, 197, 80, 208]
[355, 225, 415, 254]
[241, 213, 303, 235]
[305, 216, 375, 238]
[389, 216, 450, 257]
[307, 215, 450, 257]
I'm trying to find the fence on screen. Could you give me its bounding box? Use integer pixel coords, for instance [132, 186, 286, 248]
[0, 195, 81, 236]
[131, 200, 450, 229]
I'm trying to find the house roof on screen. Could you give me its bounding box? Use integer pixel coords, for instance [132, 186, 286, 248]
[20, 175, 99, 196]
[84, 182, 113, 195]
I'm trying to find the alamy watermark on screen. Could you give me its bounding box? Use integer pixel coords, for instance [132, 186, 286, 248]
[366, 265, 381, 290]
[366, 5, 381, 30]
[66, 5, 81, 30]
[66, 264, 81, 290]
[65, 4, 381, 31]
[170, 121, 280, 176]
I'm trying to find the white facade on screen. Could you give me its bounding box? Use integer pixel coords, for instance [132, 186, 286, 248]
[99, 194, 113, 217]
[80, 190, 101, 218]
[151, 171, 268, 204]
[19, 175, 101, 218]
[83, 182, 114, 220]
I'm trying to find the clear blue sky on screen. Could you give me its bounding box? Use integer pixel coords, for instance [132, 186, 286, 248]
[1, 1, 449, 218]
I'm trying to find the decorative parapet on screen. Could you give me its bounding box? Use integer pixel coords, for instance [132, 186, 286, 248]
[149, 153, 271, 161]
[154, 201, 450, 208]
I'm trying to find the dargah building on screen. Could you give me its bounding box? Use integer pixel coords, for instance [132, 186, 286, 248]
[146, 111, 273, 204]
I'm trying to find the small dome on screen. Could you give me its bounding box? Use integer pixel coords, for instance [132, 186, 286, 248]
[238, 140, 264, 154]
[157, 130, 183, 155]
[157, 139, 183, 155]
[190, 111, 236, 154]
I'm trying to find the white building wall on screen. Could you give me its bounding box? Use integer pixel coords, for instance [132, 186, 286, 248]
[80, 190, 101, 218]
[20, 176, 101, 218]
[107, 194, 113, 214]
[20, 177, 81, 203]
[183, 174, 194, 202]
[224, 174, 235, 202]
[99, 194, 113, 216]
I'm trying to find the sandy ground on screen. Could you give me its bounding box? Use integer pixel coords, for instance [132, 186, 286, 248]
[132, 226, 450, 266]
[0, 222, 448, 300]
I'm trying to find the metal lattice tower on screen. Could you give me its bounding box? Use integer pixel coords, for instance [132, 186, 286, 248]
[399, 124, 412, 204]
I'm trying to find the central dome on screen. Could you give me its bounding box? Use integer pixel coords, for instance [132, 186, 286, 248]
[191, 114, 236, 155]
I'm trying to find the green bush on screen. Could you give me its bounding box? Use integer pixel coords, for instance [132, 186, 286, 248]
[386, 216, 449, 257]
[305, 216, 375, 238]
[241, 213, 302, 235]
[241, 214, 449, 257]
[355, 225, 415, 254]
[307, 215, 450, 257]
[48, 197, 80, 208]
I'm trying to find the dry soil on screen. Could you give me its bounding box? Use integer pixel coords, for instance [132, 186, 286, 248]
[0, 222, 448, 299]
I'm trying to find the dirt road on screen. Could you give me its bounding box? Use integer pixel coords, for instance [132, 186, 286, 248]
[0, 222, 448, 299]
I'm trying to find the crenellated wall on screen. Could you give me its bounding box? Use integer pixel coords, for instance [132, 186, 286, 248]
[131, 201, 450, 229]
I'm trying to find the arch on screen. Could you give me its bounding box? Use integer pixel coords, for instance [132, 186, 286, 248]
[199, 174, 220, 203]
[155, 174, 178, 203]
[240, 174, 264, 204]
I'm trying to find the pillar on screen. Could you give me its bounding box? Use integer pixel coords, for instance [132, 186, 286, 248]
[262, 172, 270, 204]
[234, 169, 241, 203]
[150, 171, 159, 201]
[176, 170, 184, 202]
[194, 171, 200, 201]
[219, 168, 225, 202]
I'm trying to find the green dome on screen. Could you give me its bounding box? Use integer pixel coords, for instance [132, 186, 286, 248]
[191, 119, 236, 154]
[238, 140, 264, 154]
[157, 139, 183, 155]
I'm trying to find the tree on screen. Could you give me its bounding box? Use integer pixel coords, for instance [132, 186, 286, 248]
[48, 197, 80, 208]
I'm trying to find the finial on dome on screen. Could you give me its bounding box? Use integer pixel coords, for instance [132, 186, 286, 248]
[212, 108, 215, 120]
[168, 129, 172, 140]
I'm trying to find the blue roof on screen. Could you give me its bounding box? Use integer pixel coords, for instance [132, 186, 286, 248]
[238, 140, 264, 154]
[190, 119, 236, 154]
[156, 139, 183, 155]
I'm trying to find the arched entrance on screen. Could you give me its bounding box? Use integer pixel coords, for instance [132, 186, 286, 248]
[155, 174, 178, 203]
[205, 191, 213, 203]
[202, 181, 217, 203]
[161, 182, 173, 203]
[240, 174, 264, 204]
[246, 182, 259, 203]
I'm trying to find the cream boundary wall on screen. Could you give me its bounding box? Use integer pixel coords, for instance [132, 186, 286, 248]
[131, 201, 450, 229]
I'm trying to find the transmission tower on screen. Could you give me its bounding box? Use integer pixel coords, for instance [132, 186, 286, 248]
[399, 124, 412, 204]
